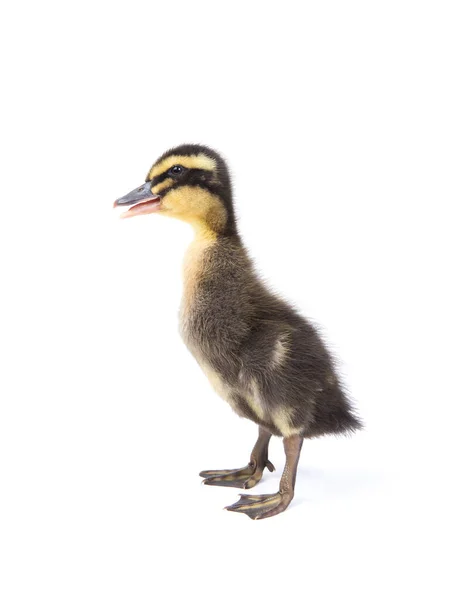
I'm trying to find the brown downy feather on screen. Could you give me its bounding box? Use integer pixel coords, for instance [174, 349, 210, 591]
[145, 144, 362, 438]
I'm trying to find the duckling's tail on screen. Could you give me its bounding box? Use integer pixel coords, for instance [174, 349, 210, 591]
[305, 386, 363, 439]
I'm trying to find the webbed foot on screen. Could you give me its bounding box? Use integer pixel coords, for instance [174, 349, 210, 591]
[224, 491, 293, 520]
[200, 460, 275, 489]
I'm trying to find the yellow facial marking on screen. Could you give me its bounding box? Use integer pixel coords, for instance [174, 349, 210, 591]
[151, 178, 174, 195]
[160, 185, 226, 234]
[149, 154, 216, 180]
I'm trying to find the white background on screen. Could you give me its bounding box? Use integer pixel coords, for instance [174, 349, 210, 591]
[1, 1, 451, 598]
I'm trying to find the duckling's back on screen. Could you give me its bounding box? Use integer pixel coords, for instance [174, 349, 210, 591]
[180, 233, 361, 438]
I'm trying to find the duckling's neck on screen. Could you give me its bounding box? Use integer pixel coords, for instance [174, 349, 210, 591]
[180, 223, 245, 354]
[182, 222, 241, 303]
[191, 220, 221, 242]
[179, 227, 214, 328]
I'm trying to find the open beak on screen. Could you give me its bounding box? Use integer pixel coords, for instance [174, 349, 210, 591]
[113, 181, 161, 219]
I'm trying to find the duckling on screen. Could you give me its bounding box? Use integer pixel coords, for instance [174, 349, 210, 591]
[114, 144, 362, 520]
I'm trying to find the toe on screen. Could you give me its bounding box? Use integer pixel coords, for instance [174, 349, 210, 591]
[199, 465, 257, 487]
[243, 476, 261, 489]
[225, 492, 284, 519]
[199, 469, 236, 478]
[203, 475, 249, 488]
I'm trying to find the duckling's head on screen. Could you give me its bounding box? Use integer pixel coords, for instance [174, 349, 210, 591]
[114, 144, 236, 236]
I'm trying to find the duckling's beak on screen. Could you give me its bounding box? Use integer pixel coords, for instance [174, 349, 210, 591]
[113, 181, 161, 219]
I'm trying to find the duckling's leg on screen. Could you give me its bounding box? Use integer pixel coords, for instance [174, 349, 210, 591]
[225, 434, 303, 520]
[200, 427, 274, 489]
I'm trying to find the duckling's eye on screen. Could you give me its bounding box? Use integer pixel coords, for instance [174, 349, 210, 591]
[169, 165, 184, 176]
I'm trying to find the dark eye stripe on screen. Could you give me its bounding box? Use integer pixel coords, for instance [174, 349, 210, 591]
[147, 172, 169, 186]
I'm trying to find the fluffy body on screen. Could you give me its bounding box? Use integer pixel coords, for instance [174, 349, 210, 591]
[179, 230, 361, 438]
